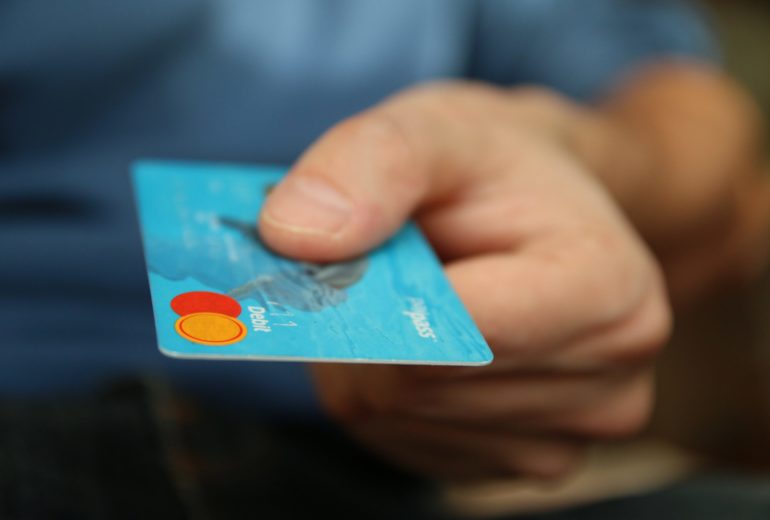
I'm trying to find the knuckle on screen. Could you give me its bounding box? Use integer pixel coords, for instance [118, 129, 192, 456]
[605, 278, 673, 367]
[594, 261, 645, 322]
[565, 227, 671, 365]
[629, 297, 672, 362]
[335, 112, 414, 167]
[511, 86, 568, 110]
[607, 306, 672, 368]
[333, 111, 426, 206]
[394, 81, 508, 131]
[541, 228, 640, 332]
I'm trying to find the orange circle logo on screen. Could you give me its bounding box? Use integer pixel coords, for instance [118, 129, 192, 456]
[171, 292, 247, 346]
[175, 312, 247, 346]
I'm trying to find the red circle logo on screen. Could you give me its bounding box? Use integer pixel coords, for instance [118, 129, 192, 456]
[171, 291, 242, 318]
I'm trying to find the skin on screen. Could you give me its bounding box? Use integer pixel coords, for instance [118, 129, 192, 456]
[258, 61, 770, 482]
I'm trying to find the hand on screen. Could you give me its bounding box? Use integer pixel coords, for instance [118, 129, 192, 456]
[258, 83, 671, 482]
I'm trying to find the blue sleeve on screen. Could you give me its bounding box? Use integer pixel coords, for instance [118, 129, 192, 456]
[469, 0, 721, 100]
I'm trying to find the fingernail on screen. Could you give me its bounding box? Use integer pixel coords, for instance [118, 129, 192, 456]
[262, 177, 352, 236]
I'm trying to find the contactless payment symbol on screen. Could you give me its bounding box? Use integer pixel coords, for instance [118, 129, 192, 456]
[171, 291, 247, 346]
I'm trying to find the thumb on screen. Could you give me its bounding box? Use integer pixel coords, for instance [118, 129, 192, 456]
[259, 98, 472, 262]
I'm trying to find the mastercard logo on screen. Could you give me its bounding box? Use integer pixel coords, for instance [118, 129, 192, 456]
[171, 291, 247, 346]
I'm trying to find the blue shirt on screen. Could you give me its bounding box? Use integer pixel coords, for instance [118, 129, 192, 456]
[0, 0, 717, 417]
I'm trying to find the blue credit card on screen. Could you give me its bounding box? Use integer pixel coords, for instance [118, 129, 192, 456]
[132, 160, 493, 365]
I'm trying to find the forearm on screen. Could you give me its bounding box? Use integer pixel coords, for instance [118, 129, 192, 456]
[566, 62, 770, 302]
[588, 63, 763, 243]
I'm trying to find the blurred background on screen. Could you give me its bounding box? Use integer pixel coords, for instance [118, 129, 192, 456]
[650, 0, 770, 469]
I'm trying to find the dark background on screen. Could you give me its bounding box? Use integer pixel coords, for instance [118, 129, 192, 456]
[651, 0, 770, 470]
